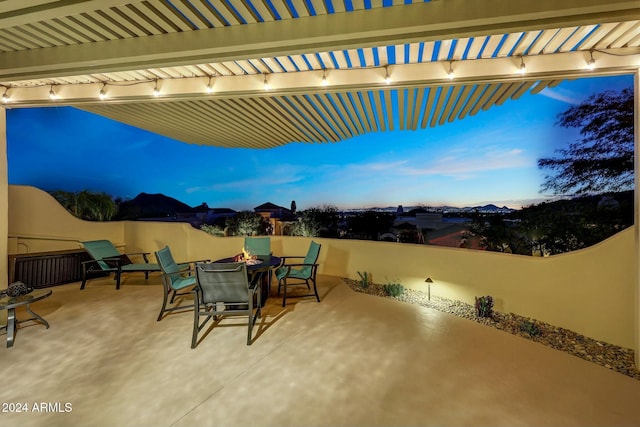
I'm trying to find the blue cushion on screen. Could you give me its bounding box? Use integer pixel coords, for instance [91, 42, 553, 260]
[172, 275, 196, 290]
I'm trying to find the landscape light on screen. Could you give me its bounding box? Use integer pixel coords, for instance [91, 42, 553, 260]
[425, 277, 434, 301]
[1, 87, 8, 103]
[321, 69, 328, 86]
[384, 65, 391, 84]
[49, 86, 58, 100]
[263, 74, 270, 91]
[152, 80, 160, 97]
[518, 56, 526, 75]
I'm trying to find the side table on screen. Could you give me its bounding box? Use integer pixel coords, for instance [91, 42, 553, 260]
[0, 289, 52, 348]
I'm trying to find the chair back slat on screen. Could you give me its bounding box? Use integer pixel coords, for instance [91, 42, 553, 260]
[196, 262, 249, 304]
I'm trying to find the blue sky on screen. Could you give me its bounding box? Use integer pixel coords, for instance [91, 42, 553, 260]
[7, 74, 633, 211]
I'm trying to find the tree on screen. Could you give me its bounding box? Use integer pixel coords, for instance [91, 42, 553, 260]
[225, 212, 271, 236]
[50, 190, 118, 221]
[538, 87, 634, 195]
[465, 213, 530, 254]
[347, 211, 395, 240]
[289, 205, 339, 237]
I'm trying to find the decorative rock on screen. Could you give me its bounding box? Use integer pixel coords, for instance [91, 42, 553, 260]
[343, 278, 640, 381]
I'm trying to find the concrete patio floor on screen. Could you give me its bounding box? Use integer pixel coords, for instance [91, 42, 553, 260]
[2, 273, 640, 427]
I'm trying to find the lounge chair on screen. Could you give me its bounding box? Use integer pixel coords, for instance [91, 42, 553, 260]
[80, 240, 160, 290]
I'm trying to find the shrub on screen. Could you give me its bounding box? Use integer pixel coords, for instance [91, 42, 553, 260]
[225, 212, 271, 236]
[200, 224, 225, 236]
[519, 320, 541, 336]
[383, 283, 404, 297]
[475, 295, 494, 317]
[357, 271, 370, 289]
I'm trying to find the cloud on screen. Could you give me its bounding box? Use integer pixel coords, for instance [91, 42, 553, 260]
[538, 87, 581, 105]
[401, 148, 529, 178]
[185, 164, 306, 193]
[121, 139, 153, 151]
[347, 160, 408, 172]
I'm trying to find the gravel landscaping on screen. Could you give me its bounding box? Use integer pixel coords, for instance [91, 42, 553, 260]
[344, 278, 640, 380]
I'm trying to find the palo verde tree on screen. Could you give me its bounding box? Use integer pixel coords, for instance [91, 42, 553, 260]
[538, 87, 634, 195]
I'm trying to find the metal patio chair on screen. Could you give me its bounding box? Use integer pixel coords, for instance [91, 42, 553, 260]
[155, 246, 208, 321]
[275, 240, 321, 307]
[192, 262, 261, 348]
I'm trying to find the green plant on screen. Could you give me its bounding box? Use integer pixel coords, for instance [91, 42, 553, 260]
[383, 283, 404, 297]
[200, 224, 225, 236]
[519, 320, 541, 336]
[357, 271, 371, 289]
[225, 212, 271, 236]
[50, 190, 118, 221]
[475, 295, 494, 318]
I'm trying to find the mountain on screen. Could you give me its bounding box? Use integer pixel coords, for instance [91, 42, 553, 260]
[114, 192, 194, 220]
[344, 204, 517, 213]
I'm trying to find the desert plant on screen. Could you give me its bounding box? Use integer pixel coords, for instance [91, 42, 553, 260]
[357, 271, 371, 289]
[475, 295, 494, 317]
[383, 283, 404, 297]
[519, 319, 541, 336]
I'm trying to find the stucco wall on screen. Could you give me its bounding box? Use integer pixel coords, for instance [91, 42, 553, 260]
[7, 185, 637, 349]
[1, 108, 7, 292]
[8, 185, 124, 253]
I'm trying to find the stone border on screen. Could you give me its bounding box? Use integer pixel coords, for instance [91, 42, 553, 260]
[343, 278, 640, 380]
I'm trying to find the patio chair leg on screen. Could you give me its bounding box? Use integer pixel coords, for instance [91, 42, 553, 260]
[312, 279, 320, 303]
[247, 300, 253, 345]
[282, 280, 287, 307]
[158, 289, 169, 321]
[115, 271, 122, 290]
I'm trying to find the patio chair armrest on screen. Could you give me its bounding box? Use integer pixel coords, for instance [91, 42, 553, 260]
[279, 256, 306, 262]
[123, 251, 151, 263]
[180, 259, 211, 265]
[161, 268, 196, 278]
[282, 262, 319, 268]
[81, 259, 111, 268]
[81, 258, 121, 274]
[82, 257, 123, 267]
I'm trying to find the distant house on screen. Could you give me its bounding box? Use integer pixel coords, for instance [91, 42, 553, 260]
[254, 202, 294, 235]
[254, 202, 292, 218]
[204, 208, 237, 226]
[426, 224, 484, 250]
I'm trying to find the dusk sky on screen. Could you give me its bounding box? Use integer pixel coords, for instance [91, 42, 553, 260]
[7, 74, 633, 211]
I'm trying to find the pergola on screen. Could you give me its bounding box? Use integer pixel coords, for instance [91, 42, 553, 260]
[1, 1, 640, 147]
[1, 0, 640, 361]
